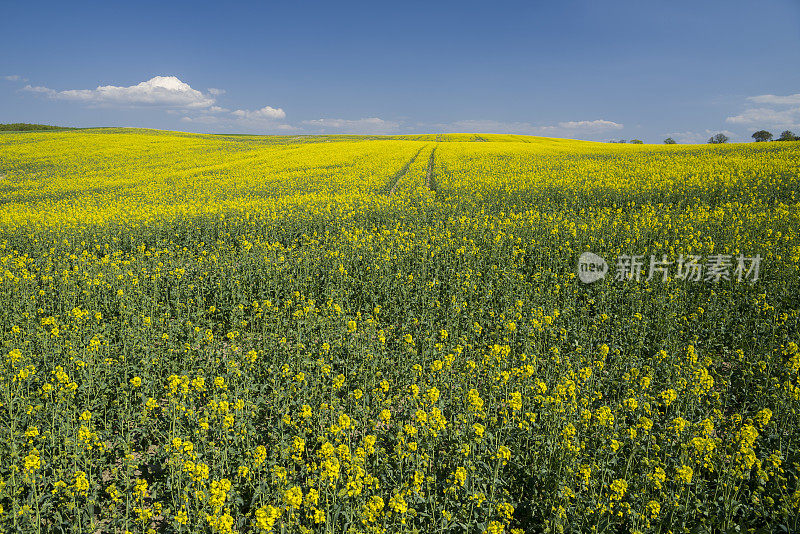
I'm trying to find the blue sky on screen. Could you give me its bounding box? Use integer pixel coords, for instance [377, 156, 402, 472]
[2, 0, 799, 142]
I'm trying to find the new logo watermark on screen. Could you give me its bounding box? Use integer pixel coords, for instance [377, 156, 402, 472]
[578, 252, 761, 284]
[577, 252, 609, 283]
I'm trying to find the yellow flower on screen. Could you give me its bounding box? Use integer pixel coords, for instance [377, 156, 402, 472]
[495, 445, 511, 465]
[388, 493, 408, 514]
[497, 502, 514, 520]
[660, 389, 678, 406]
[454, 466, 467, 486]
[174, 509, 188, 525]
[646, 500, 661, 519]
[594, 406, 614, 427]
[253, 445, 267, 467]
[670, 416, 689, 435]
[609, 478, 627, 500]
[468, 389, 484, 412]
[71, 471, 90, 497]
[23, 448, 41, 474]
[648, 467, 666, 490]
[283, 486, 303, 509]
[755, 408, 772, 428]
[254, 505, 281, 532]
[675, 465, 693, 484]
[305, 488, 320, 506]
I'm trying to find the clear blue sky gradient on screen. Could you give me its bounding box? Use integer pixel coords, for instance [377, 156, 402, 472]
[2, 0, 799, 142]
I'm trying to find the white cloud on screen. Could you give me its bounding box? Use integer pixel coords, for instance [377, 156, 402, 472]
[181, 115, 220, 124]
[301, 117, 401, 134]
[21, 74, 296, 133]
[446, 118, 623, 137]
[558, 120, 624, 132]
[449, 120, 543, 135]
[271, 123, 299, 131]
[747, 93, 800, 105]
[179, 104, 291, 132]
[726, 92, 800, 130]
[663, 131, 706, 144]
[232, 106, 286, 120]
[24, 76, 216, 109]
[23, 85, 55, 95]
[726, 107, 800, 128]
[663, 129, 738, 144]
[3, 75, 28, 82]
[558, 119, 623, 131]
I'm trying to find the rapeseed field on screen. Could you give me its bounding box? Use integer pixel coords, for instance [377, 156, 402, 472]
[0, 129, 798, 533]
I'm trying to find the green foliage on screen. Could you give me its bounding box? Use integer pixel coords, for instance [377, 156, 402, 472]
[752, 130, 773, 142]
[0, 123, 73, 132]
[708, 133, 729, 144]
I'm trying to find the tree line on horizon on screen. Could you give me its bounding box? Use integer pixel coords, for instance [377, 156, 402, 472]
[611, 130, 800, 145]
[2, 123, 799, 144]
[0, 123, 74, 132]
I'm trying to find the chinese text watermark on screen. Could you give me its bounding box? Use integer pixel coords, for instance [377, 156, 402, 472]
[578, 252, 761, 284]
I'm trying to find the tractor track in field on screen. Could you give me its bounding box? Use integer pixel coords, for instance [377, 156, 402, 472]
[425, 147, 438, 192]
[384, 146, 427, 195]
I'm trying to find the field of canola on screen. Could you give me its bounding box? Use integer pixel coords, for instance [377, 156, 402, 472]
[0, 128, 799, 533]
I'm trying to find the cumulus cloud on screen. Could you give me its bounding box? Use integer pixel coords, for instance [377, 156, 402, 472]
[20, 74, 297, 133]
[663, 129, 738, 144]
[558, 119, 623, 131]
[180, 115, 220, 124]
[3, 75, 28, 82]
[24, 76, 216, 109]
[726, 92, 800, 129]
[663, 131, 706, 144]
[747, 93, 800, 106]
[178, 105, 294, 133]
[449, 120, 544, 135]
[301, 117, 401, 134]
[232, 106, 286, 120]
[447, 118, 623, 136]
[726, 107, 800, 128]
[23, 85, 54, 95]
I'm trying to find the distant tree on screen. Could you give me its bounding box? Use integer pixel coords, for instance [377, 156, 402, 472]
[0, 123, 72, 132]
[751, 130, 773, 142]
[629, 139, 643, 144]
[778, 130, 798, 141]
[708, 133, 729, 144]
[664, 137, 676, 144]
